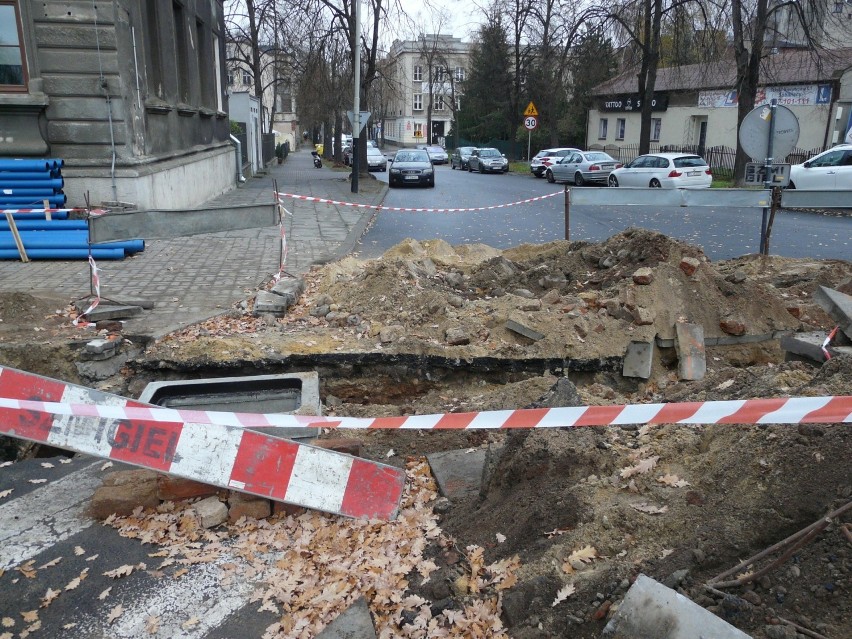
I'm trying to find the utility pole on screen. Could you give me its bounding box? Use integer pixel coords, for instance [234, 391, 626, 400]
[351, 0, 361, 193]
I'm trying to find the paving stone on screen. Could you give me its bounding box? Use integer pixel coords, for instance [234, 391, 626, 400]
[271, 277, 305, 301]
[227, 492, 271, 523]
[623, 341, 654, 379]
[427, 448, 487, 500]
[675, 322, 706, 381]
[85, 338, 116, 354]
[157, 475, 220, 501]
[316, 597, 377, 639]
[779, 331, 852, 363]
[813, 285, 852, 340]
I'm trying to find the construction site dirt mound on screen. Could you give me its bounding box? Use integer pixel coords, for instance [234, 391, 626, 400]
[1, 229, 850, 638]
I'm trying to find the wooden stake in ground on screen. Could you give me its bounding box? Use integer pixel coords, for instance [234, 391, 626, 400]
[4, 212, 29, 262]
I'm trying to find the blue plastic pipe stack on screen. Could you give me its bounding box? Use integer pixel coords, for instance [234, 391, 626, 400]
[0, 158, 145, 260]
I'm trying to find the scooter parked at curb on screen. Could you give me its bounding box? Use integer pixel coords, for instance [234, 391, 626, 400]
[311, 151, 322, 168]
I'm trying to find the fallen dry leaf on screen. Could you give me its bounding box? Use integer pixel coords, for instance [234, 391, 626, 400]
[20, 611, 37, 623]
[27, 479, 47, 485]
[37, 557, 61, 570]
[40, 588, 60, 608]
[107, 605, 123, 624]
[0, 489, 13, 499]
[73, 546, 85, 556]
[181, 617, 200, 630]
[98, 587, 112, 601]
[552, 583, 576, 606]
[1, 618, 13, 628]
[657, 473, 690, 487]
[620, 456, 660, 479]
[100, 461, 113, 471]
[495, 533, 506, 544]
[40, 462, 54, 469]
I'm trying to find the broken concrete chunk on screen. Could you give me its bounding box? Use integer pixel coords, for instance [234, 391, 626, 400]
[632, 306, 655, 326]
[379, 324, 405, 343]
[780, 331, 841, 363]
[91, 469, 159, 519]
[602, 574, 751, 639]
[675, 322, 706, 381]
[512, 288, 535, 299]
[227, 492, 271, 523]
[445, 327, 470, 346]
[427, 448, 487, 500]
[83, 305, 143, 321]
[506, 318, 545, 341]
[623, 341, 654, 379]
[270, 277, 305, 304]
[679, 256, 701, 276]
[193, 496, 228, 529]
[813, 285, 852, 340]
[632, 267, 654, 284]
[518, 298, 542, 311]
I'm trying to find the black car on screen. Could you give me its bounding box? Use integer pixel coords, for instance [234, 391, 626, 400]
[388, 149, 435, 187]
[451, 146, 476, 170]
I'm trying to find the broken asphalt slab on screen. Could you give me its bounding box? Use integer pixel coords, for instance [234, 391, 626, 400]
[316, 597, 377, 639]
[813, 285, 852, 340]
[426, 448, 487, 500]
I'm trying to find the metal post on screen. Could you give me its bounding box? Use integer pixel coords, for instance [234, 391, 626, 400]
[759, 99, 777, 255]
[527, 130, 531, 162]
[564, 185, 570, 241]
[351, 0, 361, 194]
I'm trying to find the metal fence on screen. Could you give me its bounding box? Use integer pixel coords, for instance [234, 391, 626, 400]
[587, 143, 828, 179]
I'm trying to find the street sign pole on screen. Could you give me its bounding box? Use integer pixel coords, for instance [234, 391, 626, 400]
[351, 0, 361, 194]
[527, 130, 531, 162]
[760, 99, 778, 255]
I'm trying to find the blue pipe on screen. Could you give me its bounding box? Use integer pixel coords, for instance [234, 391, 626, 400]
[0, 248, 125, 260]
[0, 159, 64, 172]
[0, 171, 60, 180]
[1, 211, 69, 219]
[0, 194, 67, 206]
[0, 178, 64, 189]
[0, 187, 64, 197]
[0, 231, 144, 253]
[0, 220, 88, 231]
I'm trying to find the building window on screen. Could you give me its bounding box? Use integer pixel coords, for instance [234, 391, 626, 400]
[413, 65, 422, 81]
[414, 123, 424, 139]
[454, 66, 464, 82]
[833, 2, 843, 12]
[598, 118, 608, 140]
[434, 96, 445, 110]
[413, 93, 423, 110]
[242, 68, 251, 85]
[173, 1, 190, 103]
[227, 68, 234, 85]
[651, 118, 661, 141]
[0, 1, 27, 91]
[616, 118, 626, 140]
[434, 66, 444, 81]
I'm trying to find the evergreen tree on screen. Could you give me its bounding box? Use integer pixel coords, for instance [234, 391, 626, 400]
[457, 14, 514, 143]
[558, 30, 618, 146]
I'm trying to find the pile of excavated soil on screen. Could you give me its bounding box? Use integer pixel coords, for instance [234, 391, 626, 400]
[1, 228, 850, 638]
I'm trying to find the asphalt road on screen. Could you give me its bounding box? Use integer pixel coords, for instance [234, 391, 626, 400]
[357, 164, 850, 261]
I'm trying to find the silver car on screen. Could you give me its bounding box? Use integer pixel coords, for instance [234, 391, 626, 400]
[468, 147, 509, 173]
[366, 146, 387, 172]
[545, 151, 621, 186]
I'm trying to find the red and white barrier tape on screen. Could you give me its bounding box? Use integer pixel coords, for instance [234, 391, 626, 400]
[72, 255, 101, 327]
[1, 395, 848, 430]
[276, 190, 561, 213]
[822, 326, 839, 360]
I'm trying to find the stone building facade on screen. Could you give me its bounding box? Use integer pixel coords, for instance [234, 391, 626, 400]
[0, 0, 235, 210]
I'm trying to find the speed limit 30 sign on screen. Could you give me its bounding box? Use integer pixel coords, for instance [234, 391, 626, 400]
[524, 116, 537, 131]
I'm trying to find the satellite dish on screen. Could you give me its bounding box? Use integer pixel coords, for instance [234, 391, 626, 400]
[738, 104, 800, 161]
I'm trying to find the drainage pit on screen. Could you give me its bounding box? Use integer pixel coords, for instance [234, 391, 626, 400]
[138, 372, 321, 442]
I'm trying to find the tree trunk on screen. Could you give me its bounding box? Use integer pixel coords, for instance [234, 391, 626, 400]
[732, 0, 768, 185]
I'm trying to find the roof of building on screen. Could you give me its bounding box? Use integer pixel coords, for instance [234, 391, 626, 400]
[592, 48, 852, 95]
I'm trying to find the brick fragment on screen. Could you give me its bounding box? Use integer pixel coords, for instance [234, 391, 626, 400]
[273, 501, 306, 517]
[90, 470, 159, 519]
[227, 492, 271, 523]
[632, 306, 656, 326]
[719, 319, 746, 336]
[157, 475, 219, 501]
[632, 267, 654, 285]
[311, 438, 362, 457]
[679, 257, 701, 276]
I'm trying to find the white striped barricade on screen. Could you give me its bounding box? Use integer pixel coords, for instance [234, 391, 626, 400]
[275, 190, 563, 213]
[0, 366, 405, 520]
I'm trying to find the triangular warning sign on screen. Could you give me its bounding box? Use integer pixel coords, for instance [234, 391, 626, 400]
[524, 101, 538, 116]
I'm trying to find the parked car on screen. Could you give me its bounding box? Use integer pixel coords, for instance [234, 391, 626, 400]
[545, 151, 621, 186]
[788, 144, 852, 190]
[451, 146, 476, 170]
[388, 149, 435, 187]
[366, 146, 387, 172]
[342, 143, 353, 166]
[607, 153, 712, 189]
[420, 145, 448, 164]
[468, 147, 509, 173]
[530, 147, 580, 178]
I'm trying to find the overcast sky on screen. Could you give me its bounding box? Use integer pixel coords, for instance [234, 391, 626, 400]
[395, 0, 481, 41]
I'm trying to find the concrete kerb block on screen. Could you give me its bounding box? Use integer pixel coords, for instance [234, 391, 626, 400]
[602, 574, 751, 639]
[254, 290, 291, 315]
[505, 317, 545, 342]
[427, 448, 487, 500]
[270, 277, 305, 305]
[813, 285, 852, 340]
[674, 322, 706, 381]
